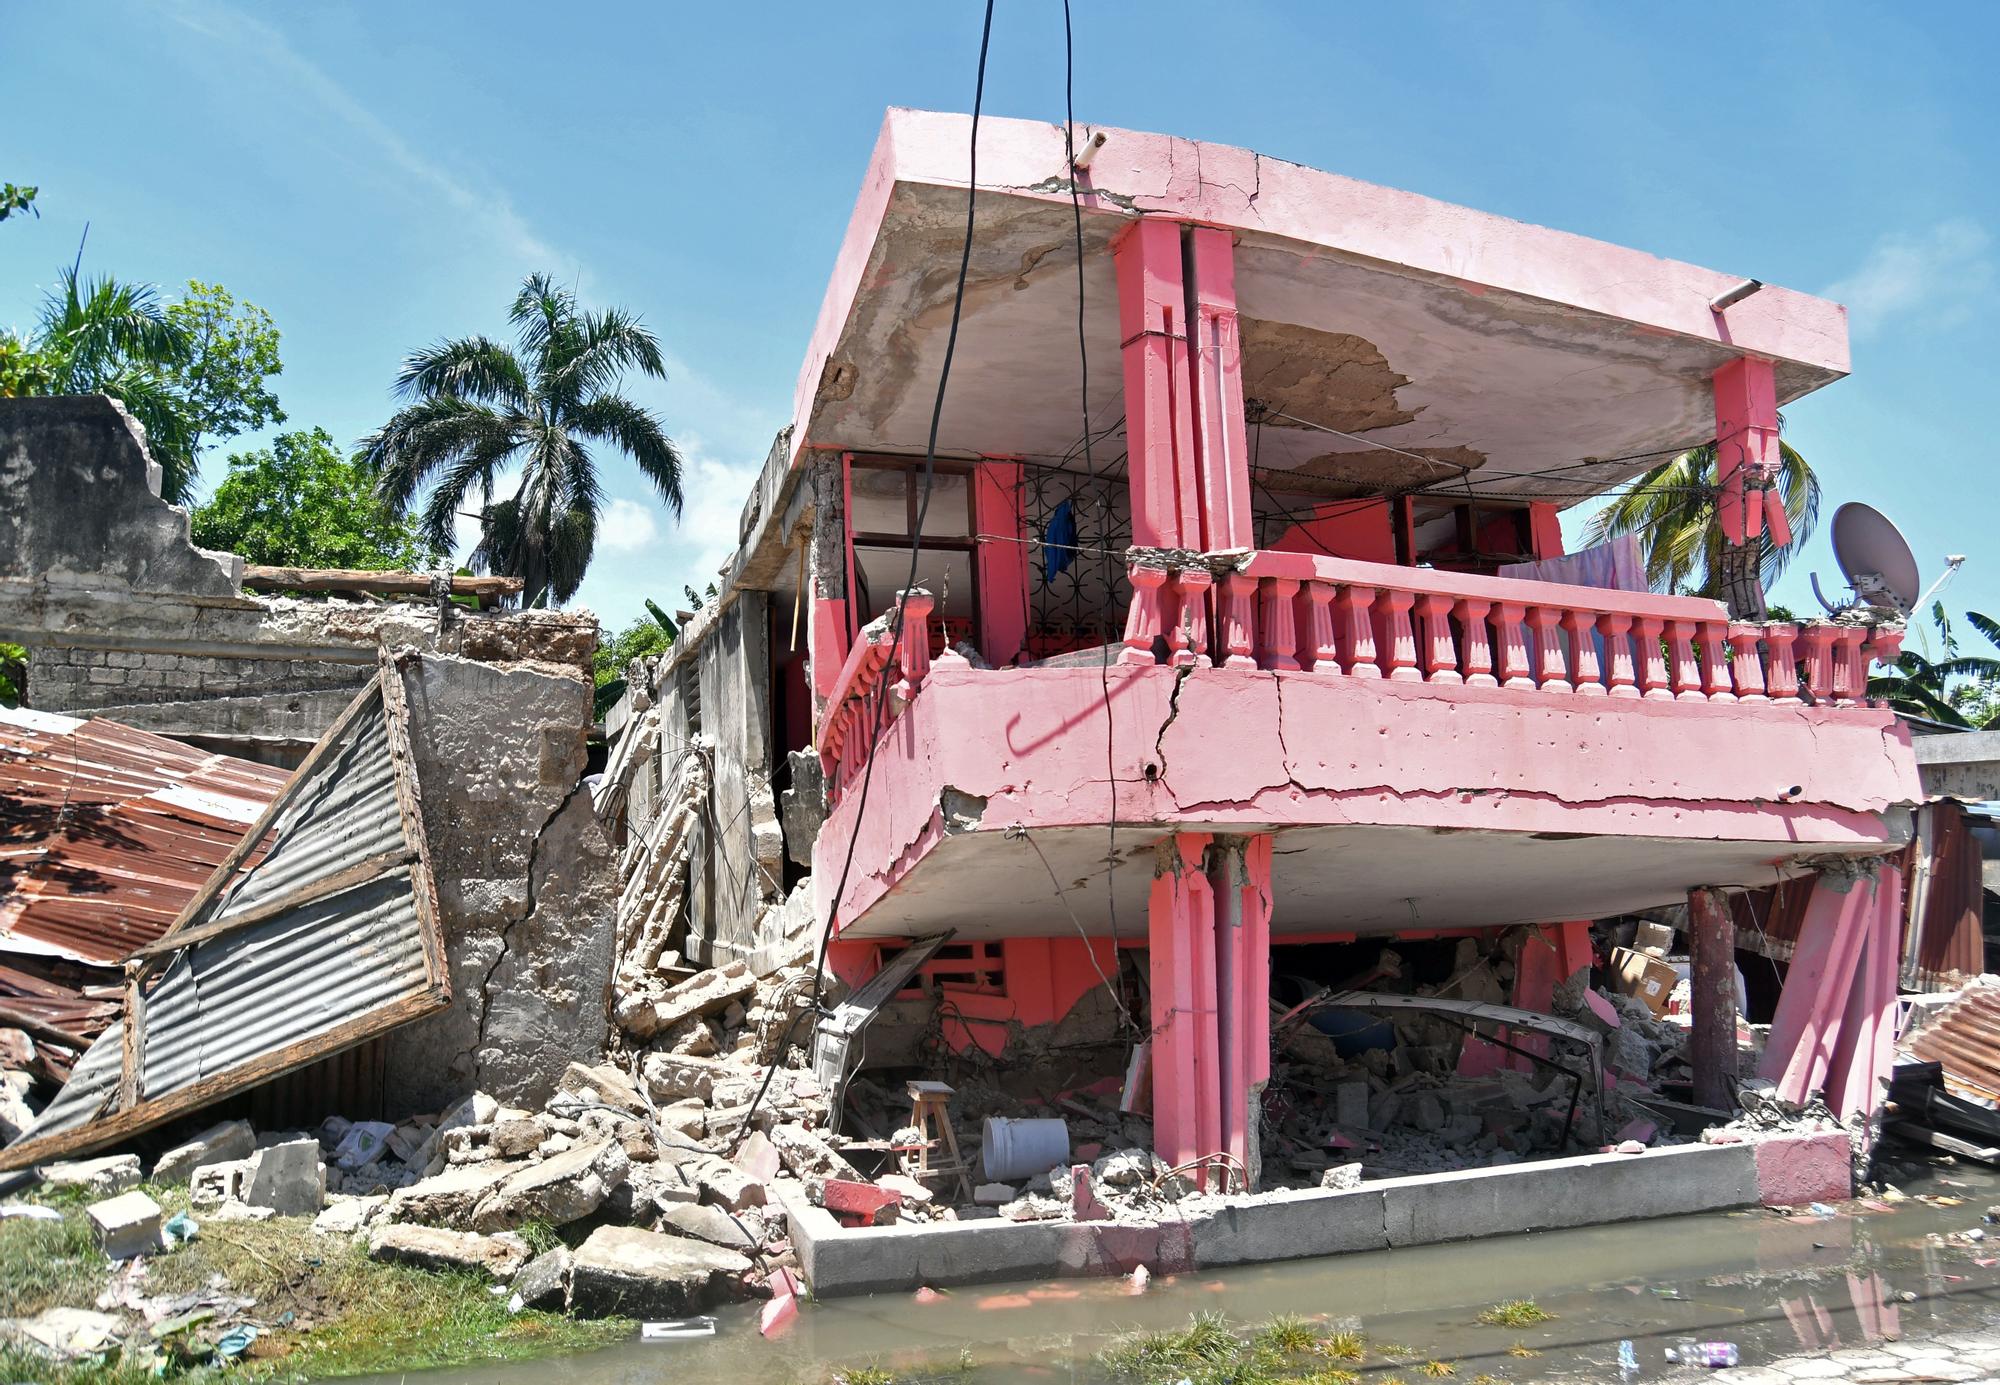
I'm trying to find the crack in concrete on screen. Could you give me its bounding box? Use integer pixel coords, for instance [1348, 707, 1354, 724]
[1152, 664, 1193, 778]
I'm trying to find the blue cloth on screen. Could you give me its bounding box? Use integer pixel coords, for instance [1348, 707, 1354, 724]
[1043, 500, 1078, 582]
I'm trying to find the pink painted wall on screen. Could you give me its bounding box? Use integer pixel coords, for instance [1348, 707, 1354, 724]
[813, 664, 1920, 932]
[823, 933, 1117, 1056]
[1268, 501, 1397, 563]
[973, 462, 1028, 666]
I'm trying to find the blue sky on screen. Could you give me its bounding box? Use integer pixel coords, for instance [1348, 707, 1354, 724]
[5, 1, 1995, 643]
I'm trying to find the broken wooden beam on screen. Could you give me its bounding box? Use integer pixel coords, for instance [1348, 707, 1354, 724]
[240, 566, 523, 606]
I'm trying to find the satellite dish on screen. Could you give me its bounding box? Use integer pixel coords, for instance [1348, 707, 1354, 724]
[1812, 502, 1921, 617]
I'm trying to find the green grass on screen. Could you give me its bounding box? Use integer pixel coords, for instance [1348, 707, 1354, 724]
[1099, 1313, 1420, 1385]
[1315, 1330, 1366, 1362]
[1418, 1363, 1456, 1379]
[1254, 1317, 1321, 1354]
[0, 1183, 629, 1383]
[1475, 1299, 1553, 1328]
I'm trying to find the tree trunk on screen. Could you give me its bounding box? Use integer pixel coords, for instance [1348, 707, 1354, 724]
[1718, 540, 1767, 621]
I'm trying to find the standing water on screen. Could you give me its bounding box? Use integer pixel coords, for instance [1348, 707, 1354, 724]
[351, 1166, 2000, 1384]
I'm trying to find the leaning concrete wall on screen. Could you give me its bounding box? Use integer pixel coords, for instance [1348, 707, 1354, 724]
[379, 652, 618, 1113]
[0, 395, 593, 761]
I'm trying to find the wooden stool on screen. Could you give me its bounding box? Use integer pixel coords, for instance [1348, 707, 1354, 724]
[900, 1079, 973, 1201]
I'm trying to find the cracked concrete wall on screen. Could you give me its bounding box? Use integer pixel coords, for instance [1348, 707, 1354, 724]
[1, 395, 594, 762]
[381, 653, 616, 1113]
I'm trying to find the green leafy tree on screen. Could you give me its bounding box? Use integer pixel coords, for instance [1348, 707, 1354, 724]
[592, 600, 679, 720]
[0, 643, 25, 707]
[1581, 440, 1820, 619]
[1870, 603, 2000, 729]
[357, 273, 684, 608]
[0, 184, 37, 222]
[191, 428, 438, 570]
[16, 270, 284, 503]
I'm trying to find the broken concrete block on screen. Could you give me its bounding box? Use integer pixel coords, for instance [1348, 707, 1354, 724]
[470, 1139, 629, 1233]
[876, 1173, 934, 1206]
[1091, 1148, 1157, 1188]
[657, 1016, 721, 1057]
[368, 1223, 528, 1281]
[688, 1155, 768, 1212]
[553, 1062, 648, 1116]
[0, 1078, 32, 1143]
[640, 1052, 733, 1103]
[491, 1119, 543, 1158]
[415, 1091, 500, 1168]
[87, 1190, 163, 1259]
[973, 1182, 1016, 1206]
[768, 1123, 861, 1185]
[151, 1120, 257, 1185]
[312, 1195, 387, 1236]
[510, 1247, 570, 1311]
[1320, 1163, 1364, 1192]
[623, 963, 758, 1041]
[568, 1225, 751, 1319]
[189, 1158, 251, 1208]
[388, 1161, 520, 1229]
[817, 1179, 901, 1226]
[387, 1121, 433, 1165]
[40, 1154, 140, 1198]
[1409, 1093, 1446, 1133]
[245, 1139, 325, 1216]
[1335, 1081, 1370, 1129]
[658, 1201, 764, 1252]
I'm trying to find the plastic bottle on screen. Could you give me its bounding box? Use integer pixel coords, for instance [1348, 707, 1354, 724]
[1617, 1339, 1638, 1375]
[1664, 1341, 1740, 1368]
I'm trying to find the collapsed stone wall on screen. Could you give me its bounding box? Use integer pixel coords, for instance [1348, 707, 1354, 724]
[0, 395, 593, 761]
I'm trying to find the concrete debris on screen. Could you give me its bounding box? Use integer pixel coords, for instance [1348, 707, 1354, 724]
[39, 1155, 141, 1198]
[388, 1162, 520, 1228]
[621, 960, 757, 1041]
[312, 1195, 388, 1236]
[86, 1190, 163, 1260]
[973, 1181, 1016, 1205]
[510, 1247, 571, 1312]
[1321, 1162, 1365, 1191]
[151, 1120, 256, 1185]
[566, 1225, 752, 1319]
[469, 1138, 629, 1233]
[368, 1223, 530, 1281]
[657, 1200, 766, 1252]
[244, 1139, 326, 1216]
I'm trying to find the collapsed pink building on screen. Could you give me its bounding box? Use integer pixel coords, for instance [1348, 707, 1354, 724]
[614, 110, 1920, 1200]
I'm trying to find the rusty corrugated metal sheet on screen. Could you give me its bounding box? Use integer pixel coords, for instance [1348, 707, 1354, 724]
[0, 666, 450, 1168]
[0, 706, 289, 965]
[1901, 800, 1987, 991]
[1905, 982, 2000, 1104]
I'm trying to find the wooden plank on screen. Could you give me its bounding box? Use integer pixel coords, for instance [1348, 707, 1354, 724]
[116, 972, 144, 1111]
[124, 848, 415, 960]
[241, 566, 521, 599]
[376, 651, 452, 1002]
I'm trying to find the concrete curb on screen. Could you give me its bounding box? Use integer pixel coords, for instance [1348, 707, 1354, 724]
[787, 1142, 1775, 1298]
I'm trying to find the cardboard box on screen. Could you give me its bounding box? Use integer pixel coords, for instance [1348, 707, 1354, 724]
[1633, 921, 1676, 958]
[1609, 946, 1678, 1017]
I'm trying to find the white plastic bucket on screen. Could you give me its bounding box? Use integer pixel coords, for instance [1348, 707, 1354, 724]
[981, 1116, 1070, 1182]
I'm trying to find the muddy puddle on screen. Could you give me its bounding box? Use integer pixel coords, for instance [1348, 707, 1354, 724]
[349, 1165, 2000, 1384]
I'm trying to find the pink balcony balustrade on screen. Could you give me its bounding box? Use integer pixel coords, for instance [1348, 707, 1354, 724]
[1115, 548, 1909, 708]
[817, 588, 936, 801]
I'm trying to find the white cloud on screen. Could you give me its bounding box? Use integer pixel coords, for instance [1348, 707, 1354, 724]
[1823, 217, 1992, 340]
[164, 0, 567, 271]
[598, 498, 659, 555]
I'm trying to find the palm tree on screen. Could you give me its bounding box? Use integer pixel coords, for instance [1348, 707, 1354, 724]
[26, 268, 198, 501]
[1870, 605, 2000, 728]
[357, 274, 683, 607]
[1581, 440, 1820, 619]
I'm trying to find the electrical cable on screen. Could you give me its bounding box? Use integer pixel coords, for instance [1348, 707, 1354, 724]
[733, 0, 997, 1148]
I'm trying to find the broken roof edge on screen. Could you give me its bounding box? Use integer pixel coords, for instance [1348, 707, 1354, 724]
[783, 107, 1851, 476]
[0, 656, 452, 1171]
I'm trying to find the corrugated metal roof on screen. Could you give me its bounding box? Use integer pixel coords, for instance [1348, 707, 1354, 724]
[0, 707, 289, 965]
[0, 666, 451, 1168]
[1905, 981, 2000, 1104]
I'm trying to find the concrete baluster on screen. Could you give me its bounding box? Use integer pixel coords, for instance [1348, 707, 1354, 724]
[1526, 606, 1572, 692]
[1634, 616, 1672, 701]
[1831, 625, 1868, 706]
[1862, 625, 1906, 706]
[1298, 581, 1341, 674]
[1163, 567, 1193, 668]
[1561, 609, 1604, 695]
[1258, 576, 1301, 672]
[1764, 624, 1802, 704]
[894, 589, 935, 702]
[1456, 598, 1497, 687]
[1377, 588, 1420, 682]
[1667, 619, 1704, 702]
[1598, 612, 1638, 699]
[1122, 561, 1169, 665]
[1337, 586, 1380, 678]
[1697, 621, 1735, 702]
[1492, 601, 1535, 690]
[1176, 567, 1214, 669]
[1416, 593, 1461, 684]
[1726, 625, 1768, 703]
[1219, 571, 1258, 669]
[1799, 623, 1838, 702]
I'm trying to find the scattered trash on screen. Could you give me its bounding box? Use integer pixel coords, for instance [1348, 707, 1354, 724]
[214, 1323, 259, 1360]
[1807, 1202, 1836, 1218]
[641, 1318, 718, 1341]
[1664, 1341, 1740, 1368]
[1617, 1339, 1638, 1375]
[1129, 1265, 1152, 1294]
[0, 1203, 63, 1221]
[161, 1212, 197, 1248]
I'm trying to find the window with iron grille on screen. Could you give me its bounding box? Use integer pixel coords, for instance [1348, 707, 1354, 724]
[1021, 463, 1131, 659]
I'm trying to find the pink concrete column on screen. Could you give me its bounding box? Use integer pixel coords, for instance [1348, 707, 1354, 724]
[1831, 625, 1868, 706]
[1632, 616, 1672, 701]
[1763, 623, 1802, 704]
[1210, 834, 1273, 1190]
[1112, 220, 1199, 549]
[1667, 619, 1704, 702]
[1687, 887, 1738, 1109]
[1526, 607, 1572, 692]
[971, 463, 1028, 667]
[1726, 625, 1769, 703]
[1713, 357, 1790, 547]
[1185, 226, 1255, 552]
[1598, 612, 1638, 699]
[1258, 577, 1301, 672]
[892, 589, 935, 703]
[1799, 623, 1838, 703]
[1416, 594, 1461, 684]
[1377, 589, 1421, 682]
[1492, 601, 1535, 690]
[1121, 561, 1169, 665]
[1336, 586, 1381, 678]
[1148, 834, 1219, 1181]
[1758, 865, 1880, 1106]
[1218, 571, 1258, 669]
[1561, 609, 1604, 695]
[1456, 598, 1497, 688]
[1825, 862, 1904, 1121]
[1298, 582, 1341, 674]
[1174, 567, 1214, 669]
[1508, 921, 1592, 1069]
[1698, 620, 1735, 702]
